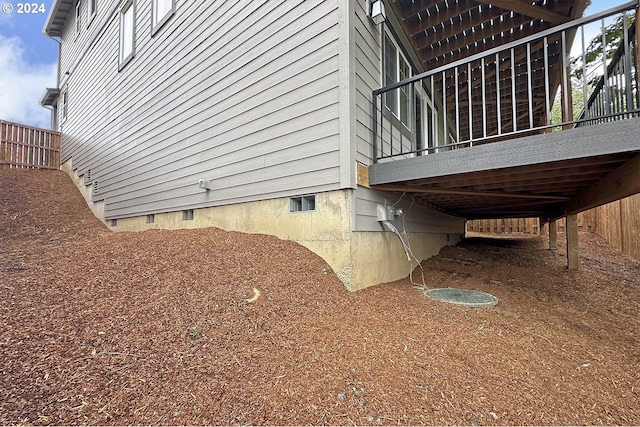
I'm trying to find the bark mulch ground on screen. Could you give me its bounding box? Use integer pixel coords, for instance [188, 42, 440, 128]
[1, 169, 639, 425]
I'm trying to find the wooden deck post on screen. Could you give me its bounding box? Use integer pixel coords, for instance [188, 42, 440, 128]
[567, 214, 579, 269]
[548, 220, 558, 250]
[539, 218, 547, 236]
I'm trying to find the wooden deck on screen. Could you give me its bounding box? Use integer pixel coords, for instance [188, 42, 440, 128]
[369, 118, 640, 221]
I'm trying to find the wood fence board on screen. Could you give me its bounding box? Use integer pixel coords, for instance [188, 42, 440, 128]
[467, 193, 640, 261]
[621, 195, 640, 259]
[0, 120, 61, 170]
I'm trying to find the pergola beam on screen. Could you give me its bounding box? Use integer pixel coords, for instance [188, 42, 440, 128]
[406, 0, 480, 37]
[413, 6, 505, 49]
[473, 0, 570, 24]
[424, 21, 553, 67]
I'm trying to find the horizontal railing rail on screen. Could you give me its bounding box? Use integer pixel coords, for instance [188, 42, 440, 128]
[372, 1, 640, 163]
[0, 120, 61, 170]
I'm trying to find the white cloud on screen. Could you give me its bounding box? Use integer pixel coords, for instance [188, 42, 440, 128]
[0, 35, 57, 129]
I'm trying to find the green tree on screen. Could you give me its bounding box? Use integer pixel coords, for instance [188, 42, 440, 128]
[550, 82, 585, 129]
[555, 10, 636, 127]
[571, 14, 635, 87]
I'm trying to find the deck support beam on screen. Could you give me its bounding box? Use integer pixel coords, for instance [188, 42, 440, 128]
[566, 214, 579, 269]
[567, 154, 640, 214]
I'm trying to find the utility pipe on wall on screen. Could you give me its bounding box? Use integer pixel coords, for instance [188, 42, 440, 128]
[377, 204, 410, 260]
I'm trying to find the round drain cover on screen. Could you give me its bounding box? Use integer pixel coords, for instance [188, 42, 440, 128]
[426, 288, 498, 308]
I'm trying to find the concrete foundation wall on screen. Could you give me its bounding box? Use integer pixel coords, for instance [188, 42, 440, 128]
[350, 231, 460, 290]
[62, 159, 458, 290]
[123, 191, 354, 290]
[108, 194, 458, 290]
[61, 160, 105, 221]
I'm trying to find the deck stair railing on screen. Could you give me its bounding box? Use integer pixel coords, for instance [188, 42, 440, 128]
[372, 1, 640, 163]
[577, 19, 639, 126]
[0, 120, 61, 170]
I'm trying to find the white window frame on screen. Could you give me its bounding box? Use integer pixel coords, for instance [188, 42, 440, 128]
[118, 0, 136, 70]
[60, 87, 68, 123]
[383, 30, 412, 129]
[75, 1, 82, 37]
[152, 0, 174, 35]
[87, 0, 96, 26]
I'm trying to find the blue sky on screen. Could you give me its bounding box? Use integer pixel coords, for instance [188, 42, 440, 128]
[0, 0, 626, 129]
[0, 2, 58, 128]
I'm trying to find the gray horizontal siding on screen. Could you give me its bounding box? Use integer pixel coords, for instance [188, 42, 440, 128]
[97, 73, 340, 191]
[354, 187, 465, 234]
[58, 0, 342, 219]
[351, 2, 462, 233]
[354, 0, 380, 166]
[58, 0, 106, 80]
[107, 163, 341, 218]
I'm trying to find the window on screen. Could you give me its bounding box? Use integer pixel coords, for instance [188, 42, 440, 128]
[88, 0, 96, 25]
[383, 34, 397, 114]
[119, 0, 135, 70]
[75, 1, 82, 37]
[290, 195, 316, 212]
[110, 219, 117, 227]
[60, 88, 68, 122]
[399, 58, 411, 127]
[152, 0, 174, 34]
[383, 31, 412, 128]
[146, 214, 155, 224]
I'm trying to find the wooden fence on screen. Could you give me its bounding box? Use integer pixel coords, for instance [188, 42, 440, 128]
[467, 193, 640, 261]
[0, 120, 60, 170]
[467, 217, 540, 234]
[582, 195, 640, 261]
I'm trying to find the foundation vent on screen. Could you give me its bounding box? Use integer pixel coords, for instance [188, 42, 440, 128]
[182, 209, 194, 221]
[290, 195, 316, 212]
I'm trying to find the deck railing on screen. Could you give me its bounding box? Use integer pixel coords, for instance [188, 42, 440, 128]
[372, 1, 640, 163]
[577, 19, 639, 126]
[0, 120, 61, 170]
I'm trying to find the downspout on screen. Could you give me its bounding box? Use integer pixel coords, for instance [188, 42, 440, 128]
[44, 34, 62, 130]
[42, 105, 56, 130]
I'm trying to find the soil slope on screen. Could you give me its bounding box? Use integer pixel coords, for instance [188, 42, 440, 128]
[1, 169, 639, 425]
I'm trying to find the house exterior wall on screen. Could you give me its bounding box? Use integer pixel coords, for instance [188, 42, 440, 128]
[351, 0, 465, 235]
[57, 0, 343, 219]
[353, 0, 380, 167]
[51, 0, 463, 290]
